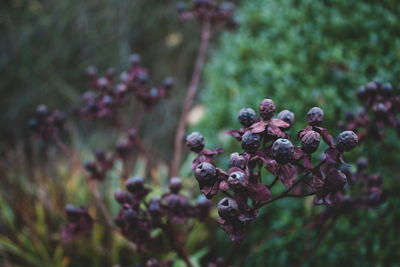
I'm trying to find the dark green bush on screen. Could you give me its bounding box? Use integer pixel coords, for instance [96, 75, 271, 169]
[192, 0, 400, 265]
[198, 0, 400, 149]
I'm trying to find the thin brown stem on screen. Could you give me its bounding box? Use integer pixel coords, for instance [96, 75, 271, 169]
[160, 221, 193, 267]
[286, 192, 315, 198]
[53, 133, 115, 229]
[256, 174, 307, 209]
[267, 176, 279, 189]
[170, 17, 212, 177]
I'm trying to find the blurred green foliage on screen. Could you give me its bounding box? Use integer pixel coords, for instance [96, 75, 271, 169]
[198, 0, 400, 149]
[193, 0, 400, 265]
[2, 0, 400, 266]
[0, 0, 201, 158]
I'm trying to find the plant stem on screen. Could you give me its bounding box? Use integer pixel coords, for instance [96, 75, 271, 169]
[161, 221, 193, 267]
[256, 174, 307, 209]
[170, 17, 212, 177]
[53, 133, 114, 229]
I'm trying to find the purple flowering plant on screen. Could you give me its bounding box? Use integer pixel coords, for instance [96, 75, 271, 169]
[28, 1, 393, 266]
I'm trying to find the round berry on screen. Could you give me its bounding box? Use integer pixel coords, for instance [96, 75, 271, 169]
[169, 177, 182, 193]
[194, 162, 217, 185]
[306, 107, 324, 126]
[344, 110, 355, 122]
[217, 197, 238, 219]
[87, 66, 97, 77]
[149, 197, 162, 216]
[36, 104, 49, 119]
[138, 72, 148, 84]
[373, 103, 387, 120]
[365, 81, 378, 95]
[228, 152, 246, 169]
[277, 110, 295, 126]
[373, 77, 383, 88]
[114, 189, 130, 205]
[336, 131, 358, 152]
[324, 169, 347, 193]
[125, 176, 145, 194]
[186, 132, 205, 153]
[227, 170, 248, 190]
[124, 208, 138, 223]
[65, 204, 81, 222]
[242, 130, 260, 152]
[259, 99, 275, 120]
[301, 131, 320, 154]
[238, 107, 257, 127]
[356, 157, 368, 171]
[272, 138, 294, 164]
[129, 54, 141, 66]
[163, 77, 174, 89]
[380, 82, 393, 97]
[356, 86, 367, 101]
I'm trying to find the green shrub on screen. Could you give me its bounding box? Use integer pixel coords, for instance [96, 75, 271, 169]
[197, 0, 400, 150]
[192, 0, 400, 265]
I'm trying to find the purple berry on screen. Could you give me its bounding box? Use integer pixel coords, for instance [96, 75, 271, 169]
[272, 138, 294, 164]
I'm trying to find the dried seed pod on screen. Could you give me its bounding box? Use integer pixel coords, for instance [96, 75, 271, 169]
[125, 176, 145, 194]
[324, 169, 347, 193]
[277, 110, 295, 126]
[259, 99, 276, 120]
[301, 130, 320, 154]
[169, 177, 182, 193]
[227, 170, 248, 190]
[306, 107, 324, 126]
[336, 131, 358, 152]
[194, 162, 217, 185]
[186, 132, 205, 153]
[114, 189, 130, 205]
[218, 197, 239, 219]
[242, 130, 260, 152]
[228, 152, 246, 170]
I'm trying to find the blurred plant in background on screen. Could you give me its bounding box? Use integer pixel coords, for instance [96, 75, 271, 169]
[1, 0, 400, 266]
[192, 0, 400, 265]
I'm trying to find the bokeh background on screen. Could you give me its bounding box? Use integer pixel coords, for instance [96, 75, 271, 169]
[1, 0, 400, 266]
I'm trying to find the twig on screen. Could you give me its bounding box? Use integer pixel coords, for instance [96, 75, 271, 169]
[53, 132, 115, 229]
[160, 221, 194, 267]
[170, 17, 212, 177]
[286, 192, 315, 198]
[267, 176, 279, 189]
[256, 174, 308, 209]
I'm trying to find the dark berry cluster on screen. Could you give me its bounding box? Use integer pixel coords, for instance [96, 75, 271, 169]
[80, 55, 173, 123]
[84, 149, 114, 181]
[112, 176, 211, 251]
[316, 157, 384, 224]
[28, 105, 66, 140]
[177, 0, 237, 29]
[339, 78, 400, 142]
[61, 205, 93, 243]
[187, 99, 358, 241]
